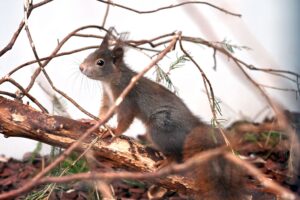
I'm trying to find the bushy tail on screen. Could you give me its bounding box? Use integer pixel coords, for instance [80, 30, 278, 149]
[183, 125, 248, 200]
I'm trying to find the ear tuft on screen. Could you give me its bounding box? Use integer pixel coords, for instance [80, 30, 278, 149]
[100, 34, 109, 49]
[100, 27, 114, 49]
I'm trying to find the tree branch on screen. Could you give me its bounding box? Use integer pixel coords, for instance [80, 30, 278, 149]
[0, 0, 54, 57]
[96, 0, 242, 17]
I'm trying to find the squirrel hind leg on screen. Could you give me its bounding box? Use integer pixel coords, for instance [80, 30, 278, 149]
[147, 110, 189, 162]
[149, 126, 185, 162]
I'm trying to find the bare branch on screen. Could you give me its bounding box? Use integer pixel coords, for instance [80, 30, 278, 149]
[258, 83, 298, 96]
[0, 0, 54, 57]
[212, 48, 217, 70]
[38, 147, 222, 184]
[178, 36, 231, 147]
[127, 32, 176, 47]
[0, 77, 48, 113]
[8, 45, 99, 76]
[42, 69, 99, 120]
[74, 33, 103, 39]
[96, 0, 242, 17]
[24, 25, 108, 94]
[181, 35, 300, 111]
[23, 16, 99, 120]
[101, 0, 111, 27]
[225, 153, 296, 200]
[248, 65, 300, 79]
[0, 91, 17, 98]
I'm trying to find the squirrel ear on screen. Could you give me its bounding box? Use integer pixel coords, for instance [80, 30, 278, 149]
[100, 27, 118, 50]
[112, 46, 124, 63]
[100, 32, 110, 49]
[100, 27, 115, 49]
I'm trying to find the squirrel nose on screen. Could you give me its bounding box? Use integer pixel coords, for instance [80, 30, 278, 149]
[79, 64, 84, 72]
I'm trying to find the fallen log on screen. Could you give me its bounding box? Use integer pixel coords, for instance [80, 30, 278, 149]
[0, 96, 194, 194]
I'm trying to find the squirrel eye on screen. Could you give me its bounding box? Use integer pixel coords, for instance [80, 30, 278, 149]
[96, 59, 105, 66]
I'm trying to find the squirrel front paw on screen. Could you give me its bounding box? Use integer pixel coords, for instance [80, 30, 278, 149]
[99, 126, 116, 138]
[78, 118, 97, 125]
[77, 119, 116, 139]
[154, 156, 175, 170]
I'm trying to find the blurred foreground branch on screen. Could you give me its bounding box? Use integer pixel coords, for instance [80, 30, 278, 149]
[0, 96, 297, 200]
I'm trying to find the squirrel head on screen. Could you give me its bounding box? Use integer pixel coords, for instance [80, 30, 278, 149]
[79, 29, 125, 81]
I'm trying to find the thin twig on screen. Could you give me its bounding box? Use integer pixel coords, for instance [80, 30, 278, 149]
[39, 147, 223, 184]
[268, 72, 297, 84]
[42, 69, 99, 120]
[101, 0, 111, 27]
[297, 76, 300, 95]
[2, 77, 48, 113]
[178, 36, 231, 147]
[96, 0, 241, 17]
[259, 84, 298, 95]
[24, 26, 108, 95]
[247, 65, 300, 79]
[46, 136, 100, 198]
[233, 59, 276, 112]
[8, 45, 99, 76]
[127, 32, 176, 47]
[23, 11, 99, 120]
[181, 35, 300, 113]
[225, 153, 296, 200]
[212, 48, 217, 70]
[74, 33, 103, 39]
[0, 0, 54, 57]
[181, 35, 300, 82]
[0, 91, 17, 98]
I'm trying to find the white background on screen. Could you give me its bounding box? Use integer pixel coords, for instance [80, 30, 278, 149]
[0, 0, 299, 159]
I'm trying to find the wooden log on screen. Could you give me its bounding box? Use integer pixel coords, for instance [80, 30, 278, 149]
[0, 96, 194, 194]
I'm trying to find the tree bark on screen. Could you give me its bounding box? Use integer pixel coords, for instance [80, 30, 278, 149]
[0, 96, 194, 194]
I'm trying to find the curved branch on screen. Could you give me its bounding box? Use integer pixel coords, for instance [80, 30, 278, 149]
[8, 45, 98, 76]
[96, 0, 242, 17]
[0, 77, 48, 113]
[0, 0, 54, 57]
[24, 25, 108, 94]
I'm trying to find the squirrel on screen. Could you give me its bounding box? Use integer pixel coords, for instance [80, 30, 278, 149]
[79, 29, 248, 200]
